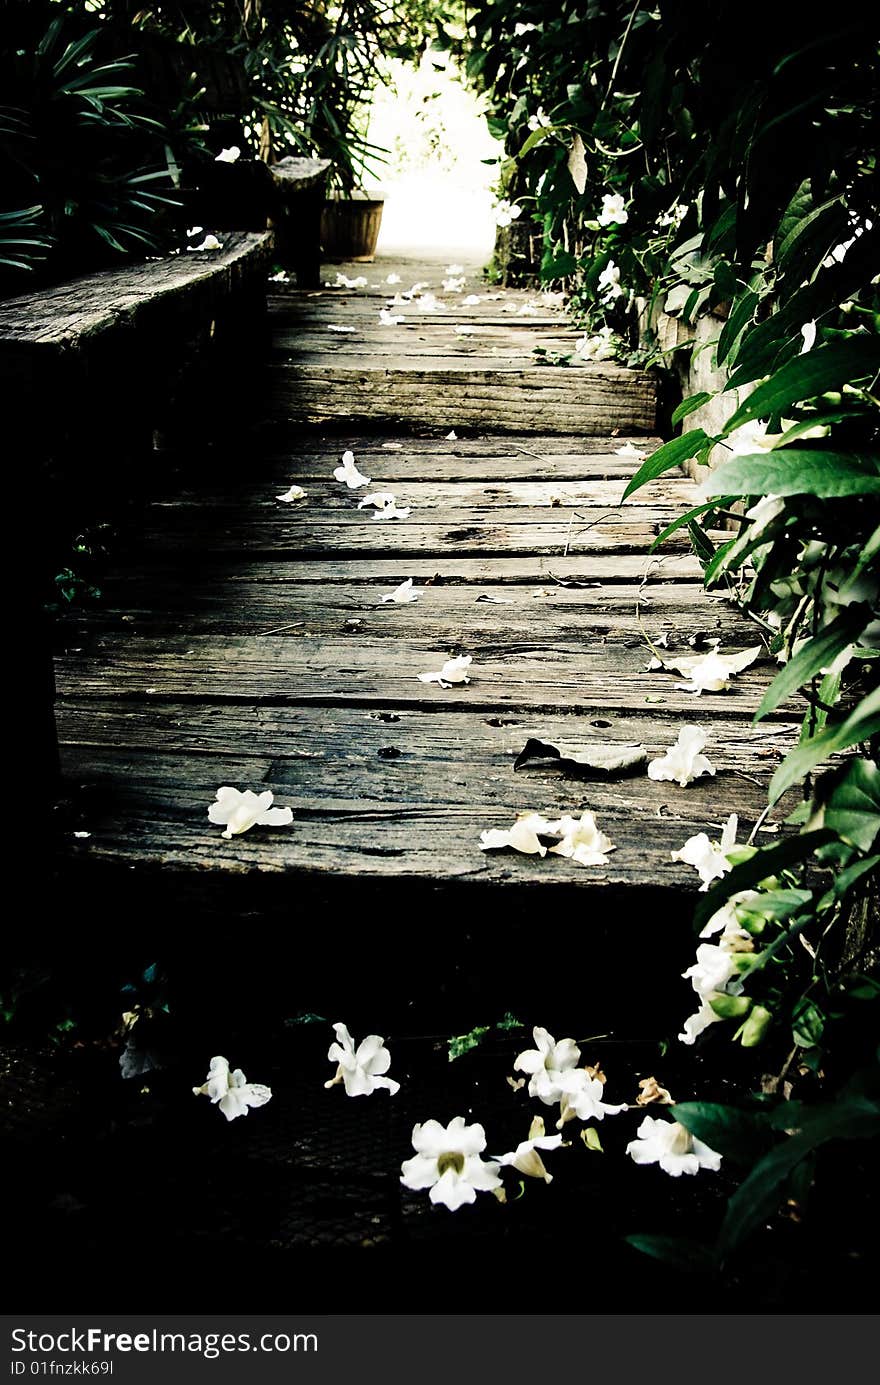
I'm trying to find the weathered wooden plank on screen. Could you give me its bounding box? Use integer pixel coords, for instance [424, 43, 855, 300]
[95, 553, 706, 586]
[260, 447, 664, 482]
[256, 431, 664, 459]
[150, 477, 695, 510]
[132, 512, 703, 558]
[55, 633, 784, 718]
[268, 362, 658, 434]
[70, 579, 741, 641]
[57, 700, 796, 776]
[55, 747, 783, 888]
[0, 232, 273, 350]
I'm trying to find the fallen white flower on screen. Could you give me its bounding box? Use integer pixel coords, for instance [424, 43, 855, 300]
[647, 726, 716, 786]
[445, 430, 458, 441]
[576, 328, 618, 362]
[186, 226, 203, 238]
[615, 442, 647, 460]
[324, 1022, 399, 1097]
[413, 292, 446, 313]
[73, 830, 91, 839]
[556, 1069, 626, 1127]
[357, 491, 397, 510]
[626, 1115, 721, 1176]
[463, 294, 482, 306]
[193, 1056, 272, 1121]
[479, 813, 552, 858]
[268, 270, 289, 283]
[446, 263, 464, 275]
[454, 324, 476, 336]
[418, 654, 472, 688]
[208, 786, 293, 839]
[371, 501, 411, 521]
[381, 442, 403, 450]
[333, 450, 371, 488]
[190, 234, 223, 252]
[385, 273, 402, 285]
[540, 291, 567, 309]
[671, 813, 738, 891]
[513, 1026, 582, 1105]
[400, 1117, 502, 1211]
[547, 811, 616, 866]
[443, 277, 466, 292]
[496, 1116, 563, 1183]
[379, 308, 405, 326]
[276, 484, 307, 503]
[381, 578, 419, 604]
[327, 324, 356, 333]
[598, 192, 628, 226]
[215, 145, 240, 163]
[673, 646, 762, 694]
[517, 303, 539, 316]
[333, 272, 368, 288]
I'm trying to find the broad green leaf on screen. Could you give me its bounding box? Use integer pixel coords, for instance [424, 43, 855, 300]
[687, 518, 717, 565]
[770, 688, 880, 803]
[624, 1235, 718, 1275]
[671, 392, 713, 426]
[703, 451, 880, 502]
[620, 429, 710, 500]
[518, 125, 559, 158]
[754, 605, 872, 722]
[737, 888, 813, 921]
[649, 500, 734, 552]
[819, 758, 880, 852]
[717, 1097, 880, 1260]
[717, 288, 761, 367]
[693, 831, 834, 933]
[791, 998, 825, 1048]
[673, 1102, 770, 1164]
[723, 340, 880, 433]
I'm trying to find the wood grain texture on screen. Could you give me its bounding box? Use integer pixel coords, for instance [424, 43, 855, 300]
[51, 255, 802, 903]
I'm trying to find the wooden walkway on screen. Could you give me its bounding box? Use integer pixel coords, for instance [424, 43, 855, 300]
[51, 253, 799, 1017]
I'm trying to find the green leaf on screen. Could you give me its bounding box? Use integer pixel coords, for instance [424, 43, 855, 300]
[672, 1102, 770, 1164]
[754, 605, 872, 722]
[717, 1096, 880, 1260]
[722, 340, 880, 433]
[625, 1235, 718, 1274]
[693, 831, 834, 933]
[620, 429, 710, 500]
[791, 998, 825, 1048]
[717, 289, 761, 367]
[704, 451, 880, 501]
[769, 688, 880, 803]
[447, 1024, 489, 1062]
[819, 759, 880, 852]
[818, 855, 880, 910]
[649, 500, 734, 553]
[518, 126, 558, 158]
[843, 523, 880, 588]
[671, 392, 713, 425]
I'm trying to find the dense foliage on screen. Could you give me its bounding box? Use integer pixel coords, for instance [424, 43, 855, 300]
[468, 0, 879, 1270]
